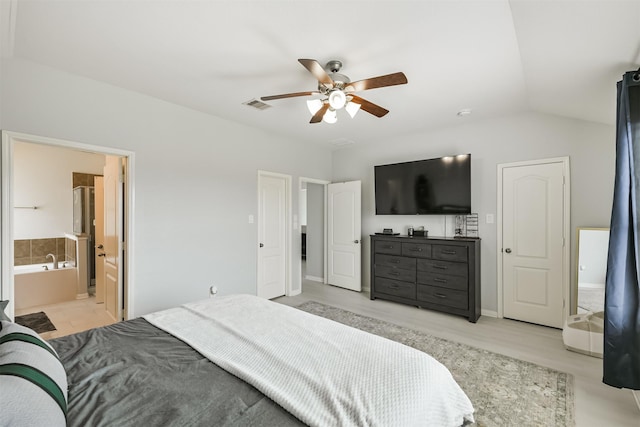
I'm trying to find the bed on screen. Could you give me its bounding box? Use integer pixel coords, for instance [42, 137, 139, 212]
[1, 295, 474, 426]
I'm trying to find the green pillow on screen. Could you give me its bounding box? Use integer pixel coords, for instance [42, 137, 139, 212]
[0, 320, 68, 426]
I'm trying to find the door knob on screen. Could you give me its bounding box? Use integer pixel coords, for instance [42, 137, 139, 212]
[505, 248, 512, 253]
[96, 244, 104, 249]
[98, 253, 106, 257]
[259, 243, 264, 248]
[354, 240, 360, 244]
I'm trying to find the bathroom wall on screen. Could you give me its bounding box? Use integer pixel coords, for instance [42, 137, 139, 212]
[14, 237, 76, 266]
[13, 142, 105, 240]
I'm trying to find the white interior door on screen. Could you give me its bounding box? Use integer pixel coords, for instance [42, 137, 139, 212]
[257, 173, 288, 299]
[501, 160, 567, 328]
[103, 155, 123, 321]
[328, 181, 361, 291]
[94, 176, 105, 304]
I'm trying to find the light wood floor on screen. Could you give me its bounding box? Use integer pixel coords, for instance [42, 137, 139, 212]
[15, 297, 117, 340]
[275, 280, 640, 427]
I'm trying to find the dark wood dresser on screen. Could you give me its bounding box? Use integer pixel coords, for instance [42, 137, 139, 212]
[370, 235, 481, 322]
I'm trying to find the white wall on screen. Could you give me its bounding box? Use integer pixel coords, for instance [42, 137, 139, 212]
[13, 142, 105, 239]
[1, 58, 333, 316]
[332, 111, 615, 312]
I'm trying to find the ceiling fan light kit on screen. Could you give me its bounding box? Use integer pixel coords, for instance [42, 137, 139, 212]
[261, 59, 407, 124]
[328, 90, 347, 110]
[345, 101, 361, 118]
[323, 108, 338, 124]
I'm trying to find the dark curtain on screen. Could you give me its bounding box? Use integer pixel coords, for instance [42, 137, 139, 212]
[604, 70, 640, 390]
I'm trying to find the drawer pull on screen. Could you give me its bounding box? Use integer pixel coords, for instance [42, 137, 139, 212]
[411, 248, 423, 252]
[434, 278, 447, 283]
[390, 260, 400, 264]
[390, 285, 400, 289]
[385, 245, 394, 249]
[441, 250, 457, 255]
[433, 265, 448, 270]
[434, 293, 447, 299]
[389, 272, 400, 276]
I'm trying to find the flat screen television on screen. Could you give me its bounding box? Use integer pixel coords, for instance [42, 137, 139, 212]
[374, 154, 471, 215]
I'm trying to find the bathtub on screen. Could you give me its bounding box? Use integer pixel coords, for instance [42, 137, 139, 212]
[14, 263, 78, 310]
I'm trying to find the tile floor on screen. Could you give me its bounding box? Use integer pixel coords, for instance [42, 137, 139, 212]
[15, 297, 118, 340]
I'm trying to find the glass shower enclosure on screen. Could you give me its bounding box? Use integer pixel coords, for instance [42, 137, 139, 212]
[73, 186, 96, 288]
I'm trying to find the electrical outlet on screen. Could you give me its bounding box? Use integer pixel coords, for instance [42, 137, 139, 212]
[209, 285, 218, 298]
[486, 214, 494, 224]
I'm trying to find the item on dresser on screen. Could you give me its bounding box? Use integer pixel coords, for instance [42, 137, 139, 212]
[408, 226, 414, 236]
[376, 228, 400, 236]
[370, 235, 481, 322]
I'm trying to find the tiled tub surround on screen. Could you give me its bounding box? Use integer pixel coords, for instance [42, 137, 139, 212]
[14, 237, 76, 266]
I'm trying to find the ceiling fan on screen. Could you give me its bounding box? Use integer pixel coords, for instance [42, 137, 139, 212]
[261, 59, 408, 124]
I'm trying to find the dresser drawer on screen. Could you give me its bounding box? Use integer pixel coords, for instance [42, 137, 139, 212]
[417, 259, 468, 278]
[402, 242, 432, 258]
[374, 240, 402, 255]
[375, 264, 416, 282]
[432, 245, 468, 262]
[375, 254, 416, 270]
[417, 285, 468, 310]
[376, 278, 416, 300]
[417, 272, 468, 291]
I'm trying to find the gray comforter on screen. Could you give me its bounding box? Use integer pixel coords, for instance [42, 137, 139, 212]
[49, 318, 304, 426]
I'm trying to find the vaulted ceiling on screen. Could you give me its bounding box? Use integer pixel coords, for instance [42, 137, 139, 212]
[2, 0, 639, 147]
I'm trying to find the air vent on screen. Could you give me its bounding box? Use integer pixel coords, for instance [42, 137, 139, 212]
[243, 99, 272, 110]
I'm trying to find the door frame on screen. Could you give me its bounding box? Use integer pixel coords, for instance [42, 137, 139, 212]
[298, 177, 330, 292]
[257, 170, 292, 297]
[0, 131, 135, 319]
[496, 156, 570, 321]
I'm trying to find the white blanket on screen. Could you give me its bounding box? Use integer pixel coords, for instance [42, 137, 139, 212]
[144, 295, 474, 427]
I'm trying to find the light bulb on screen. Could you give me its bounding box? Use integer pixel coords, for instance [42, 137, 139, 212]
[306, 99, 323, 115]
[328, 90, 347, 110]
[345, 101, 361, 118]
[323, 108, 337, 124]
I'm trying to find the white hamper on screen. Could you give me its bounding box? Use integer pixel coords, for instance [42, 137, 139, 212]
[562, 311, 604, 358]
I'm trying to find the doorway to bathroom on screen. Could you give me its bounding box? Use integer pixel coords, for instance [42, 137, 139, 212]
[1, 131, 134, 338]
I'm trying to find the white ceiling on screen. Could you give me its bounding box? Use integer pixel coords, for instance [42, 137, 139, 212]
[2, 0, 639, 147]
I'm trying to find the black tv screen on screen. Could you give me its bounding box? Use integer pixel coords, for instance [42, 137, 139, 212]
[374, 154, 471, 215]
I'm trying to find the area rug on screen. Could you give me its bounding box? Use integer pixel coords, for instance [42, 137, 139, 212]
[296, 301, 575, 427]
[14, 311, 56, 334]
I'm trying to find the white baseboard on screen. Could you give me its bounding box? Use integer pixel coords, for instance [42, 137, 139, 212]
[305, 275, 324, 283]
[633, 390, 640, 412]
[76, 293, 89, 300]
[481, 309, 498, 318]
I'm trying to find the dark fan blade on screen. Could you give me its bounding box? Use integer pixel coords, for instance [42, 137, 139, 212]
[298, 59, 334, 87]
[261, 91, 319, 101]
[349, 95, 389, 117]
[310, 103, 330, 123]
[345, 72, 407, 93]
